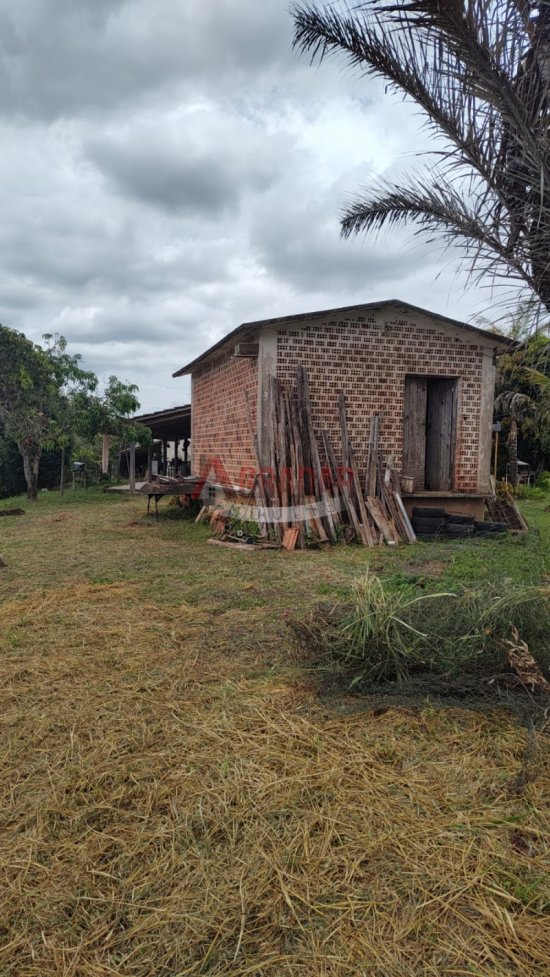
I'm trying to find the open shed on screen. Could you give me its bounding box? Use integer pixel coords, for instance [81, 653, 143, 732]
[173, 300, 512, 519]
[133, 404, 191, 477]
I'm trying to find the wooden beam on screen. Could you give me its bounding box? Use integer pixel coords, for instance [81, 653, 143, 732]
[129, 443, 136, 494]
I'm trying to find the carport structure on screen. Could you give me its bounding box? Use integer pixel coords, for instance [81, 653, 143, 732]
[133, 404, 191, 480]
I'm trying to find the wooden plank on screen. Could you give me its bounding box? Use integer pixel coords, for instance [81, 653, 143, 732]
[321, 432, 346, 540]
[348, 441, 375, 546]
[244, 389, 271, 539]
[374, 482, 401, 544]
[299, 367, 338, 542]
[282, 527, 299, 551]
[425, 378, 457, 491]
[275, 379, 290, 532]
[338, 392, 373, 545]
[367, 496, 399, 544]
[365, 414, 379, 498]
[305, 495, 329, 543]
[266, 376, 282, 543]
[287, 383, 306, 548]
[129, 443, 136, 494]
[339, 393, 351, 471]
[207, 538, 256, 552]
[389, 470, 416, 543]
[381, 480, 410, 543]
[403, 376, 427, 491]
[394, 491, 417, 543]
[323, 431, 368, 544]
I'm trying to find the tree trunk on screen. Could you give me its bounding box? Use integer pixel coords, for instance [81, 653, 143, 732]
[507, 418, 519, 487]
[18, 439, 41, 500]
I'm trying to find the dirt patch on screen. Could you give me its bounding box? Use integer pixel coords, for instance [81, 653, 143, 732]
[404, 558, 448, 577]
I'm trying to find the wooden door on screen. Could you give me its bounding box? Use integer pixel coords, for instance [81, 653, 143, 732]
[425, 379, 457, 490]
[403, 376, 427, 490]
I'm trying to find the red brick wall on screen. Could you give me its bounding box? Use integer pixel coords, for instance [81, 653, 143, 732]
[191, 350, 258, 485]
[275, 311, 488, 492]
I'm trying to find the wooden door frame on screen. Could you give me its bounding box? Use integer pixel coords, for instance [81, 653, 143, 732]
[403, 373, 459, 492]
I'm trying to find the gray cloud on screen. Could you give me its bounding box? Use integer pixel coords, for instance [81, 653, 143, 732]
[85, 111, 290, 215]
[0, 0, 300, 121]
[0, 0, 504, 414]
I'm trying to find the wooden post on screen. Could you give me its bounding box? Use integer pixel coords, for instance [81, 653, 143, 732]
[493, 430, 499, 482]
[162, 440, 168, 473]
[174, 438, 179, 476]
[147, 444, 153, 482]
[101, 434, 111, 475]
[299, 367, 337, 542]
[129, 443, 136, 494]
[60, 446, 65, 496]
[244, 390, 271, 539]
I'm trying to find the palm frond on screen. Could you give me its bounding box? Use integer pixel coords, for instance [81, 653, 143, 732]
[340, 173, 529, 288]
[292, 1, 550, 310]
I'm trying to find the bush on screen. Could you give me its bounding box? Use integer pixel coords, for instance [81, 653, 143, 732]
[294, 572, 550, 688]
[515, 484, 547, 500]
[536, 470, 550, 491]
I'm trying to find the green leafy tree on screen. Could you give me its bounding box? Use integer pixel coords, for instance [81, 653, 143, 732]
[0, 326, 147, 499]
[68, 376, 151, 486]
[68, 375, 144, 445]
[293, 1, 550, 310]
[495, 329, 550, 482]
[0, 327, 96, 499]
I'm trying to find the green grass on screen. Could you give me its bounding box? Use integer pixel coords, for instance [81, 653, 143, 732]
[1, 486, 549, 608]
[0, 488, 549, 976]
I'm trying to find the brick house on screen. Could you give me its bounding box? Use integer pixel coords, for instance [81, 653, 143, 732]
[173, 300, 511, 517]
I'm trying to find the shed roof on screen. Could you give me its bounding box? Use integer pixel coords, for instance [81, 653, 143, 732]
[133, 404, 191, 441]
[172, 299, 514, 377]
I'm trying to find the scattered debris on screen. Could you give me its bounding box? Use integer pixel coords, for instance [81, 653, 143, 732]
[506, 627, 550, 693]
[486, 489, 529, 531]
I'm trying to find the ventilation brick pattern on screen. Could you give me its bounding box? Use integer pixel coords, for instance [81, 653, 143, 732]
[276, 312, 485, 492]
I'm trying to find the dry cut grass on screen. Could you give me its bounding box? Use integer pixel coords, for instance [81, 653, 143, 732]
[1, 579, 549, 977]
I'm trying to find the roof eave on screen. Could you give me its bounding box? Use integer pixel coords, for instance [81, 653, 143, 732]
[172, 299, 515, 376]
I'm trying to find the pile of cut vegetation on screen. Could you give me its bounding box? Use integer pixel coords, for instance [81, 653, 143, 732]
[293, 572, 550, 721]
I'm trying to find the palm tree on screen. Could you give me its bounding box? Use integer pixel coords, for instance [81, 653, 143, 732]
[495, 334, 550, 483]
[292, 1, 550, 310]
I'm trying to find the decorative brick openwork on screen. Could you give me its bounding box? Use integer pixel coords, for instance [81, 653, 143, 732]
[276, 311, 486, 492]
[192, 350, 258, 485]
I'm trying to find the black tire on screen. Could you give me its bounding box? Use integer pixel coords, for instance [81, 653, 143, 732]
[412, 517, 446, 533]
[445, 513, 475, 525]
[446, 523, 474, 537]
[412, 506, 446, 519]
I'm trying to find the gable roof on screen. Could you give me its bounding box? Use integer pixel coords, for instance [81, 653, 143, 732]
[172, 299, 514, 377]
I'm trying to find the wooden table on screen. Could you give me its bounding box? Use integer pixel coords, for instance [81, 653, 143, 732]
[139, 478, 202, 519]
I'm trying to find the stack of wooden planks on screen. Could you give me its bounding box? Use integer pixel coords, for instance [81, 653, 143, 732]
[240, 366, 415, 550]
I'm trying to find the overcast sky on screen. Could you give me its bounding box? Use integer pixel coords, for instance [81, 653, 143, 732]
[0, 0, 510, 412]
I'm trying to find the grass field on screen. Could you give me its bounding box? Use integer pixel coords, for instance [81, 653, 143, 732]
[0, 489, 549, 976]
